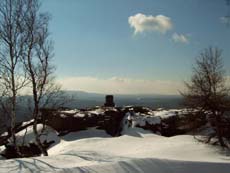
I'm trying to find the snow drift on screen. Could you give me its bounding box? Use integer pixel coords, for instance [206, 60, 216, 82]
[0, 128, 229, 172]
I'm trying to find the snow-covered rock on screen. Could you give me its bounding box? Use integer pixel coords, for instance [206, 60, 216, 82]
[43, 107, 123, 136]
[15, 124, 60, 147]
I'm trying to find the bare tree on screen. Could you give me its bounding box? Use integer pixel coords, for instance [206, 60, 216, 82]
[40, 81, 73, 109]
[0, 0, 68, 157]
[0, 0, 29, 153]
[21, 0, 55, 156]
[182, 47, 230, 147]
[21, 0, 73, 156]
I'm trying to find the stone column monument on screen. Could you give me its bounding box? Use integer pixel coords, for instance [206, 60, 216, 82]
[104, 95, 115, 107]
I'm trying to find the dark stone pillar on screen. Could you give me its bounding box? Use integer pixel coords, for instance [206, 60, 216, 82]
[104, 95, 115, 107]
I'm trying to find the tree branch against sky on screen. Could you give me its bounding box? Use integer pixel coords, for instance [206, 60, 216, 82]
[0, 0, 60, 156]
[182, 47, 230, 147]
[0, 0, 29, 153]
[22, 0, 57, 156]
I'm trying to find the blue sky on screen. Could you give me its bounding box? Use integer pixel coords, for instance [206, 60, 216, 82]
[41, 0, 230, 94]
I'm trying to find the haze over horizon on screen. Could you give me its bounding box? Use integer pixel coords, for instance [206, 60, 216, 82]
[42, 0, 230, 95]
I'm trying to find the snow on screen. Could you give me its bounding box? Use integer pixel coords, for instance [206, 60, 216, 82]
[59, 109, 88, 118]
[0, 132, 8, 137]
[21, 119, 34, 126]
[88, 108, 105, 115]
[122, 108, 194, 129]
[88, 107, 117, 115]
[59, 110, 86, 118]
[0, 108, 230, 172]
[59, 107, 119, 118]
[151, 109, 194, 119]
[60, 109, 79, 114]
[58, 108, 193, 121]
[122, 112, 161, 129]
[73, 113, 85, 118]
[0, 146, 5, 155]
[153, 110, 177, 119]
[60, 114, 67, 118]
[0, 128, 229, 172]
[60, 128, 110, 141]
[131, 115, 161, 127]
[57, 108, 192, 125]
[15, 124, 60, 147]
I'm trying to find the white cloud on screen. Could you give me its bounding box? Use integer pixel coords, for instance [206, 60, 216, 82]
[172, 33, 189, 44]
[220, 16, 230, 25]
[58, 76, 184, 95]
[128, 13, 173, 34]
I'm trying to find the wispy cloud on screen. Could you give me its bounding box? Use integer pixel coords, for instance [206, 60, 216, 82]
[172, 33, 189, 44]
[220, 16, 230, 25]
[58, 76, 184, 95]
[128, 13, 173, 35]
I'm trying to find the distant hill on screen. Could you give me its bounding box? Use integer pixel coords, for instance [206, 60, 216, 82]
[64, 90, 184, 109]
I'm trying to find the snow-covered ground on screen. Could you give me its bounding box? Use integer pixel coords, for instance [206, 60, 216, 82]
[0, 127, 230, 173]
[59, 107, 118, 118]
[15, 124, 60, 146]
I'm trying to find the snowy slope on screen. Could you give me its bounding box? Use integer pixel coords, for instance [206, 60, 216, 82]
[15, 124, 60, 146]
[0, 128, 230, 172]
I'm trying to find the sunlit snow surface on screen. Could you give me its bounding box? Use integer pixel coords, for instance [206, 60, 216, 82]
[0, 127, 230, 173]
[1, 108, 230, 172]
